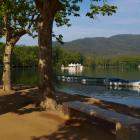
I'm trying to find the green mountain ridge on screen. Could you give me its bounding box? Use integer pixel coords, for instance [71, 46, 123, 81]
[61, 34, 140, 57]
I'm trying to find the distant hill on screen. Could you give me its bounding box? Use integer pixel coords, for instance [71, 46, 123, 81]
[60, 34, 140, 57]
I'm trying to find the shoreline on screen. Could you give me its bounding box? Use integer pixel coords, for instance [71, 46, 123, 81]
[1, 85, 140, 118]
[0, 86, 114, 140]
[0, 85, 140, 140]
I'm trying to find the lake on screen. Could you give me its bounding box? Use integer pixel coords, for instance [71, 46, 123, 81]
[0, 67, 140, 107]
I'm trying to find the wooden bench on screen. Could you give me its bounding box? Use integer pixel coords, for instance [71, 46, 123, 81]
[63, 101, 140, 140]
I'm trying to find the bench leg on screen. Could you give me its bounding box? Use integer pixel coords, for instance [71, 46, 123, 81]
[116, 122, 140, 140]
[63, 104, 70, 119]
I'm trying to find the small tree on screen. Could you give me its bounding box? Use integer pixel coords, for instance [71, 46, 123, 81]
[34, 0, 117, 110]
[0, 0, 37, 92]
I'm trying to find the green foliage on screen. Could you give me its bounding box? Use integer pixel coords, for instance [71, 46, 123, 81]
[0, 43, 37, 67]
[111, 55, 140, 68]
[1, 42, 139, 69]
[1, 0, 116, 42]
[12, 46, 38, 67]
[0, 43, 83, 67]
[83, 55, 140, 68]
[52, 46, 84, 68]
[0, 0, 38, 39]
[58, 0, 116, 21]
[0, 0, 118, 68]
[86, 4, 117, 18]
[83, 55, 96, 67]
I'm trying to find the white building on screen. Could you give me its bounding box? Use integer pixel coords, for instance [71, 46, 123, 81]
[61, 63, 83, 74]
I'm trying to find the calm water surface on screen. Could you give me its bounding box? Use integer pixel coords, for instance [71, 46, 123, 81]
[0, 67, 140, 107]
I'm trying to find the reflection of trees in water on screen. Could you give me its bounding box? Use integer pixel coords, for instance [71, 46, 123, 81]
[1, 67, 60, 86]
[11, 68, 38, 86]
[82, 67, 140, 80]
[1, 67, 140, 88]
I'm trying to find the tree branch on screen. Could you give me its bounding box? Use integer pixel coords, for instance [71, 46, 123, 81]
[35, 0, 43, 13]
[9, 30, 27, 45]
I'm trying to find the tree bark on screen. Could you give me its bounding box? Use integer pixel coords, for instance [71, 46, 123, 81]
[35, 0, 61, 110]
[38, 16, 57, 110]
[2, 31, 26, 92]
[2, 42, 13, 92]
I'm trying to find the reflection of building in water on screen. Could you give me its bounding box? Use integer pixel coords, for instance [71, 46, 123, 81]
[129, 86, 140, 93]
[61, 63, 83, 74]
[109, 85, 140, 93]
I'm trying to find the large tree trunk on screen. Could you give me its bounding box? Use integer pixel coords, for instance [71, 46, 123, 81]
[35, 0, 61, 110]
[38, 16, 57, 110]
[2, 42, 13, 92]
[1, 25, 26, 92]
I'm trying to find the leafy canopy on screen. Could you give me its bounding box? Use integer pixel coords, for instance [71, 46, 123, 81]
[0, 0, 117, 43]
[34, 0, 117, 43]
[0, 0, 38, 39]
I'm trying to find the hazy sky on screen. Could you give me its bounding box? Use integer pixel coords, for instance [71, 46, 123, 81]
[1, 0, 140, 45]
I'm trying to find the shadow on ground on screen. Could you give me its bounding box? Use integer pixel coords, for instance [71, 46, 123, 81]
[0, 87, 140, 140]
[0, 87, 40, 115]
[0, 87, 140, 118]
[31, 117, 115, 140]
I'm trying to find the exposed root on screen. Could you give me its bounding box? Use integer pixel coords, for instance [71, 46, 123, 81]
[39, 97, 67, 119]
[40, 97, 57, 110]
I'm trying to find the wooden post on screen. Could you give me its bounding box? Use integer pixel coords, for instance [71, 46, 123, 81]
[63, 103, 70, 119]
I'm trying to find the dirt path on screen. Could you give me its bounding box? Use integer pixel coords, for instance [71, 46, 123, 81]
[0, 87, 116, 140]
[0, 111, 65, 140]
[0, 110, 114, 140]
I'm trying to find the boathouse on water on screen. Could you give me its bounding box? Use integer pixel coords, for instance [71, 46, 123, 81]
[61, 63, 83, 74]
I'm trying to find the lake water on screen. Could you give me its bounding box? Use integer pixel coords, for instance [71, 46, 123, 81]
[0, 67, 140, 108]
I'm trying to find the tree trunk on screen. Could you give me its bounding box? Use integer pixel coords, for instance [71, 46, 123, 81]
[38, 16, 57, 110]
[2, 42, 13, 92]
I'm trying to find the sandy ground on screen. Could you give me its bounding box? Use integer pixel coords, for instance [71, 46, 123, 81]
[0, 111, 64, 140]
[0, 111, 115, 140]
[0, 85, 139, 140]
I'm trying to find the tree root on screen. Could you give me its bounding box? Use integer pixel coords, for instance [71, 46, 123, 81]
[39, 97, 68, 119]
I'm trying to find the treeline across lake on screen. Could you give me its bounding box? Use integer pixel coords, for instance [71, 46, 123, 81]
[0, 43, 38, 67]
[0, 43, 83, 68]
[84, 55, 140, 69]
[0, 42, 140, 69]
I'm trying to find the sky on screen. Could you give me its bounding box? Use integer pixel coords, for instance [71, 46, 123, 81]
[1, 0, 140, 46]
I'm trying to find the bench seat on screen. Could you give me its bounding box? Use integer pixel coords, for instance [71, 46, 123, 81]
[63, 101, 140, 140]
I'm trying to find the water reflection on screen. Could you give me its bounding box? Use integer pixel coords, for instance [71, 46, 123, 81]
[61, 67, 140, 80]
[0, 68, 38, 86]
[11, 68, 39, 85]
[56, 82, 140, 108]
[108, 85, 140, 93]
[0, 67, 140, 107]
